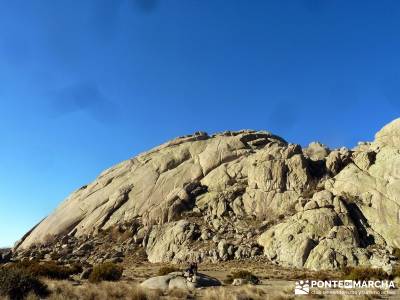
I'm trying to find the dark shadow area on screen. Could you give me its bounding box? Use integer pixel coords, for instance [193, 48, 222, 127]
[345, 202, 375, 247]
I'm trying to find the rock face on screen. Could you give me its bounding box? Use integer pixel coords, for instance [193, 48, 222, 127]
[14, 120, 400, 271]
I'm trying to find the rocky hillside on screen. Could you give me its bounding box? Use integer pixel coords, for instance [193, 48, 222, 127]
[12, 119, 400, 272]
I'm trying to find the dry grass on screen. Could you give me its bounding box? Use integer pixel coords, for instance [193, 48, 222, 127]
[202, 286, 269, 300]
[157, 266, 180, 276]
[167, 288, 191, 299]
[342, 267, 388, 281]
[25, 280, 162, 300]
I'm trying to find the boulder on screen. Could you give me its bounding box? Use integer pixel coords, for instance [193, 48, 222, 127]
[140, 272, 221, 290]
[304, 142, 330, 161]
[257, 201, 368, 270]
[145, 220, 200, 263]
[232, 278, 248, 286]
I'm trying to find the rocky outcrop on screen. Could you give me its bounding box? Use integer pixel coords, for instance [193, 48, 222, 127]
[14, 120, 400, 271]
[0, 248, 11, 264]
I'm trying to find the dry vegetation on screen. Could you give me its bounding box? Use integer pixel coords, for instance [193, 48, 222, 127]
[0, 267, 49, 300]
[342, 266, 400, 281]
[393, 248, 400, 261]
[1, 256, 399, 299]
[88, 263, 123, 283]
[201, 285, 299, 300]
[157, 266, 181, 276]
[9, 261, 82, 280]
[26, 281, 162, 300]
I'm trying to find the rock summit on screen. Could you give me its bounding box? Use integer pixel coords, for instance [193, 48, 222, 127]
[13, 119, 400, 272]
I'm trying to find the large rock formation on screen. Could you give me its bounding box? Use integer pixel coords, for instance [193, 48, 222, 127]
[13, 120, 400, 271]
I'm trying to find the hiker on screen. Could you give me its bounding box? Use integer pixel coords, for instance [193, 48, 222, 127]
[190, 261, 198, 275]
[184, 261, 198, 279]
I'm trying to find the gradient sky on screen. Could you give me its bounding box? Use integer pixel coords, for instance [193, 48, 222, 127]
[1, 1, 400, 247]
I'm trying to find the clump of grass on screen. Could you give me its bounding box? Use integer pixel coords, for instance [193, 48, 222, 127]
[0, 266, 49, 300]
[342, 267, 388, 281]
[231, 269, 260, 284]
[157, 265, 180, 276]
[88, 262, 123, 283]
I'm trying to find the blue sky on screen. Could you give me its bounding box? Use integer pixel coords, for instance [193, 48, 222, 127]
[0, 1, 399, 247]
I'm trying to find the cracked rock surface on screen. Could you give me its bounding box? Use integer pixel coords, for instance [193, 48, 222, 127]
[13, 120, 400, 271]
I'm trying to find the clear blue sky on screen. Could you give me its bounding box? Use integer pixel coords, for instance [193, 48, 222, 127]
[1, 1, 399, 247]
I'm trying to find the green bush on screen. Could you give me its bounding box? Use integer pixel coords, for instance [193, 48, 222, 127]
[157, 266, 180, 276]
[0, 267, 48, 300]
[343, 267, 388, 281]
[231, 270, 260, 284]
[89, 263, 123, 283]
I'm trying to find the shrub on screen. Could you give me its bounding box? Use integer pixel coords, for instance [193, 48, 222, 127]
[392, 265, 400, 277]
[231, 270, 260, 284]
[393, 248, 400, 260]
[30, 261, 78, 279]
[69, 262, 84, 275]
[0, 267, 48, 300]
[89, 263, 123, 283]
[50, 252, 61, 260]
[42, 233, 56, 245]
[223, 274, 233, 284]
[343, 267, 388, 281]
[10, 260, 81, 280]
[157, 265, 180, 276]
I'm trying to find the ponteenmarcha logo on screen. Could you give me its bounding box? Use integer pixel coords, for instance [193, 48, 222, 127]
[294, 279, 396, 295]
[295, 280, 310, 294]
